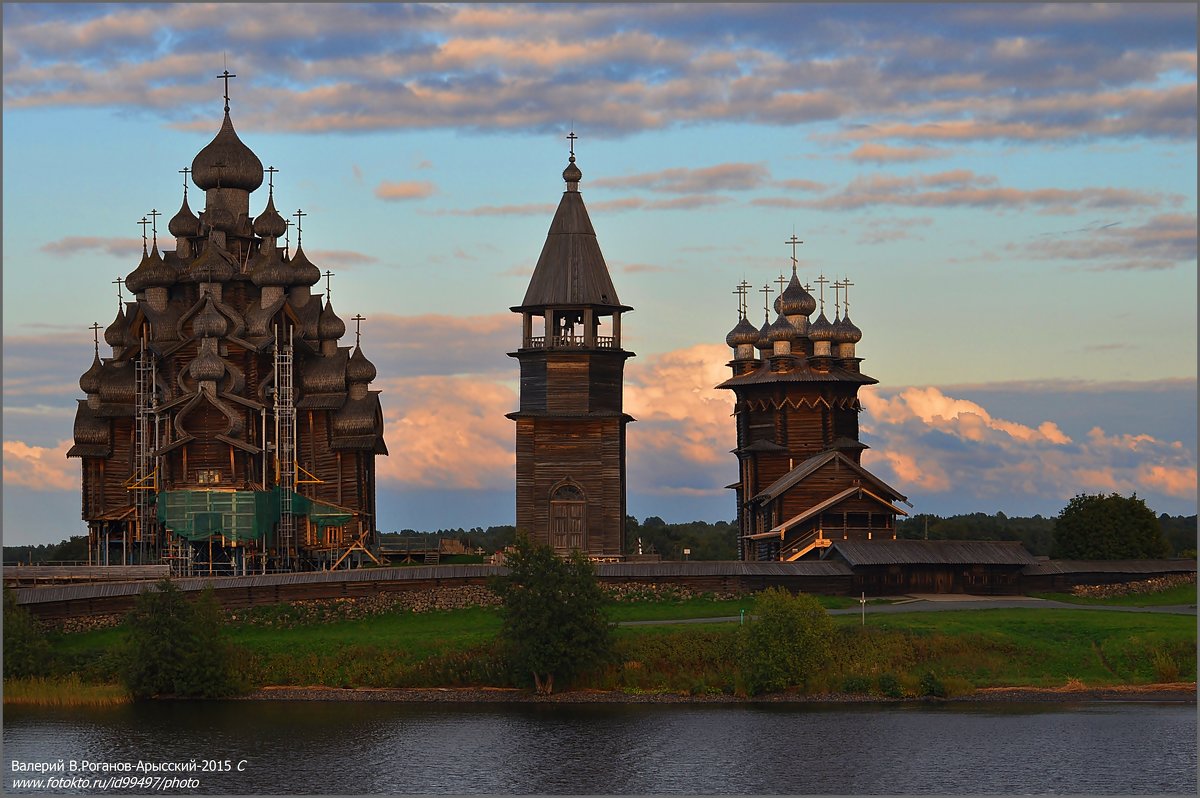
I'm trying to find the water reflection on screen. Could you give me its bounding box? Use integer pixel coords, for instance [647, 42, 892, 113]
[4, 701, 1195, 794]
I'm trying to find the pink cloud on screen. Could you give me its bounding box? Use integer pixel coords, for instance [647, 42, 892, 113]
[40, 236, 142, 258]
[3, 439, 79, 491]
[374, 181, 436, 201]
[305, 249, 379, 268]
[424, 203, 556, 217]
[846, 143, 944, 163]
[591, 163, 769, 193]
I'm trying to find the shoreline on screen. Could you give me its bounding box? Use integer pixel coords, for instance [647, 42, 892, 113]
[238, 682, 1197, 705]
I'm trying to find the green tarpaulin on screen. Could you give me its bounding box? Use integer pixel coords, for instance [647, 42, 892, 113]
[156, 488, 352, 542]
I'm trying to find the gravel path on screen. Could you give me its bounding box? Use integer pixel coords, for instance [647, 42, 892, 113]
[240, 684, 1196, 705]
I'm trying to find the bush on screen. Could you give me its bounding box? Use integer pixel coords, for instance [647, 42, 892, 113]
[841, 674, 872, 694]
[737, 588, 834, 695]
[919, 670, 946, 697]
[121, 580, 240, 699]
[491, 535, 613, 694]
[877, 673, 903, 698]
[3, 588, 51, 679]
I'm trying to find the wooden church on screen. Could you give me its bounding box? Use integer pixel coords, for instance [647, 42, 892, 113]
[507, 141, 633, 558]
[718, 242, 910, 561]
[67, 76, 386, 573]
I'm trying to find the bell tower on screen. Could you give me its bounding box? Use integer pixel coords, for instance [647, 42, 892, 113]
[507, 136, 633, 557]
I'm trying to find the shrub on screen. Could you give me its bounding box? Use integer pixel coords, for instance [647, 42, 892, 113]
[841, 674, 872, 694]
[3, 588, 51, 679]
[491, 535, 613, 694]
[737, 588, 834, 695]
[121, 580, 240, 699]
[1151, 649, 1180, 683]
[919, 670, 946, 698]
[877, 673, 903, 698]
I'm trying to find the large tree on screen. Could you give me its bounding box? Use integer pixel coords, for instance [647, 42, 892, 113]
[491, 535, 612, 695]
[1051, 493, 1170, 560]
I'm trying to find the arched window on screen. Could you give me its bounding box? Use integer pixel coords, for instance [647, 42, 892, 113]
[549, 481, 586, 552]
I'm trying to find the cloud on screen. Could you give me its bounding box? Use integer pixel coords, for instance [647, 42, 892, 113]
[424, 203, 556, 217]
[859, 385, 1196, 511]
[1018, 213, 1197, 271]
[620, 263, 676, 274]
[40, 236, 142, 258]
[374, 180, 436, 201]
[590, 163, 769, 193]
[4, 4, 1193, 143]
[2, 439, 79, 491]
[761, 170, 1179, 214]
[305, 249, 379, 268]
[375, 376, 515, 490]
[846, 143, 945, 163]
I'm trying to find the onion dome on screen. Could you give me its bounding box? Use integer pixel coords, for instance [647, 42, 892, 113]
[563, 154, 582, 185]
[192, 297, 229, 338]
[318, 299, 346, 341]
[833, 313, 862, 344]
[725, 316, 760, 348]
[182, 244, 236, 283]
[191, 111, 264, 192]
[188, 341, 226, 381]
[125, 245, 176, 293]
[808, 312, 833, 342]
[253, 191, 287, 238]
[777, 274, 817, 317]
[755, 317, 773, 351]
[346, 346, 378, 384]
[248, 245, 293, 287]
[104, 306, 129, 348]
[79, 353, 103, 395]
[169, 195, 200, 238]
[766, 313, 796, 343]
[288, 245, 323, 287]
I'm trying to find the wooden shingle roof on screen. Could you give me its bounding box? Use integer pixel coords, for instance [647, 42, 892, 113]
[830, 539, 1037, 566]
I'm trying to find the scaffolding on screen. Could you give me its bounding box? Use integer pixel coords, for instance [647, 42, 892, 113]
[129, 333, 161, 565]
[274, 323, 297, 568]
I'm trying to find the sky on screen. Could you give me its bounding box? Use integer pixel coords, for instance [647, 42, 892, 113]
[2, 3, 1196, 547]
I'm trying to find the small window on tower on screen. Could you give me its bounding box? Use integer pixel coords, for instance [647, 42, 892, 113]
[196, 469, 222, 485]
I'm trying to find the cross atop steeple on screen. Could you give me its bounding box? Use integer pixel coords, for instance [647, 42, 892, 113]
[567, 130, 578, 157]
[351, 314, 365, 347]
[814, 274, 828, 314]
[785, 233, 803, 274]
[179, 167, 190, 198]
[776, 273, 788, 297]
[323, 270, 334, 300]
[148, 209, 160, 247]
[138, 217, 149, 254]
[216, 68, 236, 113]
[832, 279, 843, 319]
[266, 166, 278, 192]
[293, 209, 306, 247]
[759, 283, 772, 322]
[283, 218, 291, 256]
[90, 322, 102, 356]
[112, 276, 125, 306]
[841, 276, 855, 314]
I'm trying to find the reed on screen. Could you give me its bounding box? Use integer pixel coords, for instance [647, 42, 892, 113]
[3, 674, 128, 707]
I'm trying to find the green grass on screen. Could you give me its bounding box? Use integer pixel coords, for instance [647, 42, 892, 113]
[1030, 582, 1197, 607]
[3, 674, 129, 706]
[605, 596, 754, 622]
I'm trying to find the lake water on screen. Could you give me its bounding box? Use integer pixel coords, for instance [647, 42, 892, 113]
[4, 700, 1195, 794]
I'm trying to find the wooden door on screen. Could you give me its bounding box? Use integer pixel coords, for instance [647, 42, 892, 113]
[550, 483, 586, 553]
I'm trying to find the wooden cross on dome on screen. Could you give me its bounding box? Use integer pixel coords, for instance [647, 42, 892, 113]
[841, 276, 854, 314]
[216, 68, 236, 113]
[266, 166, 278, 192]
[293, 209, 306, 247]
[759, 283, 772, 321]
[731, 284, 744, 318]
[776, 273, 788, 297]
[737, 279, 752, 318]
[814, 273, 828, 314]
[148, 209, 160, 247]
[112, 276, 125, 305]
[179, 167, 190, 198]
[323, 270, 334, 300]
[351, 314, 365, 347]
[90, 322, 102, 356]
[786, 233, 803, 273]
[567, 130, 578, 156]
[832, 279, 843, 318]
[138, 216, 150, 253]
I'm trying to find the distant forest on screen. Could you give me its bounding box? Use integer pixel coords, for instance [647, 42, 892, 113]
[6, 513, 1195, 564]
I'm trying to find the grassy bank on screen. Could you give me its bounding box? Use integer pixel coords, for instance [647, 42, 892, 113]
[3, 674, 129, 706]
[25, 598, 1196, 699]
[1031, 582, 1197, 607]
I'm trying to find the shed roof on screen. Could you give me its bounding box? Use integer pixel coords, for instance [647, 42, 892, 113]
[830, 539, 1036, 566]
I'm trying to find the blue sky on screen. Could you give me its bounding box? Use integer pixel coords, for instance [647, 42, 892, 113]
[2, 3, 1196, 546]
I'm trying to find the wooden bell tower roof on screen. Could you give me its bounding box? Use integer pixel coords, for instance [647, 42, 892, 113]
[514, 149, 630, 314]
